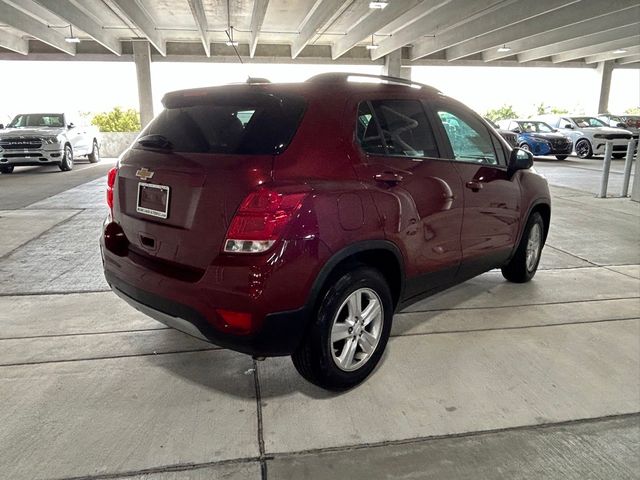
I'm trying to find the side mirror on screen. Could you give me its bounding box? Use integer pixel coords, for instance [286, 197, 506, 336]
[616, 122, 627, 128]
[67, 123, 75, 129]
[512, 128, 521, 134]
[508, 148, 533, 173]
[563, 124, 573, 129]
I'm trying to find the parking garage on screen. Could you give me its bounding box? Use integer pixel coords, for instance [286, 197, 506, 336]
[0, 1, 639, 479]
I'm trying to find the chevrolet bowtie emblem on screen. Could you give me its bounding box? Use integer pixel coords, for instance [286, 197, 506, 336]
[135, 168, 154, 181]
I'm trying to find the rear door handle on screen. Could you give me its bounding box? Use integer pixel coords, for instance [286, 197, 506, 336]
[374, 171, 403, 185]
[465, 180, 483, 192]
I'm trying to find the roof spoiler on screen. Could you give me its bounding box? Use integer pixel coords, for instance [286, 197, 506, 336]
[306, 72, 440, 93]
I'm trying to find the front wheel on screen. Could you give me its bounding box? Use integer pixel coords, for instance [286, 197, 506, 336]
[520, 143, 531, 152]
[575, 139, 593, 159]
[292, 266, 393, 391]
[59, 145, 73, 171]
[555, 155, 568, 160]
[0, 165, 14, 174]
[88, 140, 100, 163]
[501, 212, 545, 283]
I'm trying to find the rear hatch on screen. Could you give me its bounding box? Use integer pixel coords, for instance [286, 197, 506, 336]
[115, 88, 306, 270]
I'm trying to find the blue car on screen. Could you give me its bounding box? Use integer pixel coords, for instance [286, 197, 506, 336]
[498, 119, 573, 160]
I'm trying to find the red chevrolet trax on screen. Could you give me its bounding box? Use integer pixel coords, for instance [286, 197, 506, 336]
[101, 73, 550, 390]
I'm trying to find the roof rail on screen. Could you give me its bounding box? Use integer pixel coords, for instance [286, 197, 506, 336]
[306, 72, 440, 92]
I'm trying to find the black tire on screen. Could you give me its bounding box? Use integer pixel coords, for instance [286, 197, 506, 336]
[575, 139, 593, 159]
[555, 155, 568, 160]
[519, 143, 531, 152]
[0, 165, 14, 174]
[88, 140, 100, 163]
[59, 144, 73, 171]
[612, 153, 626, 159]
[501, 212, 545, 283]
[292, 266, 393, 391]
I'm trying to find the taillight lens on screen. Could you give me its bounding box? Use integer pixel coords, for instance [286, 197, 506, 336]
[106, 167, 117, 211]
[224, 189, 307, 253]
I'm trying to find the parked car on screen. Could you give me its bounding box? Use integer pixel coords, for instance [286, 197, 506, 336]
[535, 114, 633, 159]
[485, 118, 518, 148]
[0, 112, 100, 173]
[101, 73, 550, 390]
[497, 119, 573, 160]
[598, 113, 640, 141]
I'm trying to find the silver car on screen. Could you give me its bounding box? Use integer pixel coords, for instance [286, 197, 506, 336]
[534, 114, 634, 159]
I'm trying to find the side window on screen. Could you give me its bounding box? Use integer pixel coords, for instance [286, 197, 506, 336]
[370, 100, 439, 158]
[357, 102, 385, 155]
[490, 134, 507, 166]
[436, 108, 499, 166]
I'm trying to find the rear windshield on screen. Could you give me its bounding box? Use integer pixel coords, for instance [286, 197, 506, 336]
[138, 92, 306, 155]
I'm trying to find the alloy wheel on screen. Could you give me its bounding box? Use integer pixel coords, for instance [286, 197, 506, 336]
[526, 223, 542, 272]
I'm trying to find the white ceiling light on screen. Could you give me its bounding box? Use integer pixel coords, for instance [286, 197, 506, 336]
[369, 2, 388, 9]
[497, 45, 511, 53]
[612, 49, 628, 54]
[64, 25, 80, 43]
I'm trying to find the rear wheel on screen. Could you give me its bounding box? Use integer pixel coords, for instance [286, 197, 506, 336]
[0, 165, 14, 174]
[555, 155, 568, 160]
[575, 139, 593, 159]
[292, 266, 393, 390]
[502, 212, 545, 283]
[88, 140, 100, 163]
[59, 144, 73, 171]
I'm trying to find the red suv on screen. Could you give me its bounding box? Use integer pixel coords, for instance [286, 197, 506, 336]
[101, 73, 550, 390]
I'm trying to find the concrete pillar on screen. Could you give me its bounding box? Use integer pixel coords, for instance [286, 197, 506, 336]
[597, 60, 614, 114]
[383, 49, 411, 80]
[133, 40, 154, 127]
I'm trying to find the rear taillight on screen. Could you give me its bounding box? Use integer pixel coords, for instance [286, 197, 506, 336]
[224, 188, 307, 254]
[106, 167, 117, 211]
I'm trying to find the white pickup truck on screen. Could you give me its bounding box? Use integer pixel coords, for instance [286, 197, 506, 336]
[0, 113, 100, 173]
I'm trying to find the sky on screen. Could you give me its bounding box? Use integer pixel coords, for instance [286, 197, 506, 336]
[0, 60, 638, 124]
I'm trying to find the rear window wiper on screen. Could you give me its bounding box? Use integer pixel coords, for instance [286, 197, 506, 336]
[137, 134, 173, 150]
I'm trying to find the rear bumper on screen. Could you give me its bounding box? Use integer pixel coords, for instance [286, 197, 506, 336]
[105, 270, 308, 356]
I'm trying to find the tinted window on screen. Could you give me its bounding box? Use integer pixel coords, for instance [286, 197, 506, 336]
[140, 93, 305, 154]
[436, 109, 498, 165]
[357, 100, 439, 158]
[9, 113, 64, 128]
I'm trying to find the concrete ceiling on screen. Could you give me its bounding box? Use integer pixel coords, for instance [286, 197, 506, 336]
[0, 0, 638, 68]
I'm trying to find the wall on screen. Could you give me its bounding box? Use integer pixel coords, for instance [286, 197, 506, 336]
[99, 132, 139, 158]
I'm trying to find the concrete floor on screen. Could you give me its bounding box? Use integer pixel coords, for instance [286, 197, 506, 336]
[0, 157, 638, 479]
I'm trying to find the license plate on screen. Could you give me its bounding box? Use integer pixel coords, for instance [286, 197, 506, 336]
[136, 182, 170, 219]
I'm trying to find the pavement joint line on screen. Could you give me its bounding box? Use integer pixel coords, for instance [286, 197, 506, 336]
[0, 346, 222, 368]
[601, 265, 640, 281]
[552, 195, 640, 218]
[0, 208, 85, 261]
[0, 327, 170, 341]
[0, 289, 112, 297]
[544, 244, 601, 267]
[253, 359, 268, 480]
[264, 412, 640, 459]
[401, 295, 640, 314]
[3, 316, 638, 368]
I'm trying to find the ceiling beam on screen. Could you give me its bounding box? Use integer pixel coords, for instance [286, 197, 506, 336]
[249, 0, 269, 58]
[616, 54, 640, 65]
[518, 23, 640, 63]
[412, 0, 588, 61]
[371, 0, 504, 61]
[331, 0, 422, 60]
[0, 28, 28, 54]
[186, 0, 210, 57]
[552, 37, 640, 63]
[482, 6, 640, 62]
[108, 0, 166, 56]
[0, 0, 75, 55]
[446, 0, 635, 61]
[585, 45, 640, 64]
[32, 0, 122, 55]
[291, 0, 345, 59]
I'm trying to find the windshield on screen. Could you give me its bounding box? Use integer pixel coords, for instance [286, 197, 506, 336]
[517, 121, 555, 133]
[571, 117, 607, 128]
[141, 92, 306, 154]
[8, 114, 65, 128]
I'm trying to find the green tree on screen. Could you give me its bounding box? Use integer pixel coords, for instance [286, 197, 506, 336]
[484, 105, 518, 123]
[625, 106, 640, 115]
[535, 103, 569, 115]
[91, 107, 141, 132]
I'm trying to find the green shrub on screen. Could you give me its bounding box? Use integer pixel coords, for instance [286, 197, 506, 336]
[484, 105, 518, 122]
[625, 106, 640, 115]
[91, 107, 141, 132]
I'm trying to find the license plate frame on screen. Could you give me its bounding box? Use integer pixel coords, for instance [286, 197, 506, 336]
[136, 182, 170, 219]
